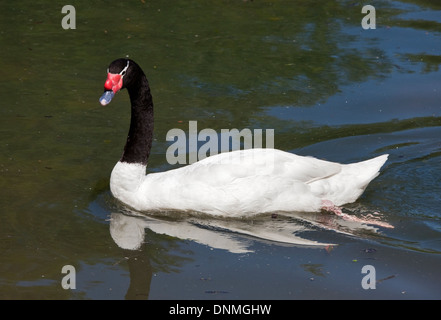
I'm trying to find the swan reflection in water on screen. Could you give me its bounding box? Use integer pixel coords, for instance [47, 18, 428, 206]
[108, 209, 390, 299]
[109, 209, 390, 252]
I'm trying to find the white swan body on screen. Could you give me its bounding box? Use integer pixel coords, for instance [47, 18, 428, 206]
[100, 58, 388, 218]
[110, 148, 388, 217]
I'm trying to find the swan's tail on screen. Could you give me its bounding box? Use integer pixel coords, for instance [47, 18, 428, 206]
[320, 154, 388, 206]
[348, 154, 389, 185]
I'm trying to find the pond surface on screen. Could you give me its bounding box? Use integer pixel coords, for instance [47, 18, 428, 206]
[1, 0, 441, 299]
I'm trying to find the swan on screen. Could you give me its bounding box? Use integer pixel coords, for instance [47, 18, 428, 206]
[99, 58, 389, 220]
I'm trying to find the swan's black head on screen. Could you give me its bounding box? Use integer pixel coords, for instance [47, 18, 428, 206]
[99, 58, 143, 106]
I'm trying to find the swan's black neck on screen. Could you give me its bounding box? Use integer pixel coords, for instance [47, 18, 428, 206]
[120, 73, 154, 166]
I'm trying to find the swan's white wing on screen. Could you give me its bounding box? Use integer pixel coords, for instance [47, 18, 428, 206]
[136, 149, 343, 215]
[115, 150, 387, 216]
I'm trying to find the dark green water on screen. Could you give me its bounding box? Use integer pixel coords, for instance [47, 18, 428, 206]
[1, 0, 441, 299]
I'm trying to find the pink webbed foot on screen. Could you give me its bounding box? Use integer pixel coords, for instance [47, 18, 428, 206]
[321, 200, 394, 229]
[321, 200, 343, 215]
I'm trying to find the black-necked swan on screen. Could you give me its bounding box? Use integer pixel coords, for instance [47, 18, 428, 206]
[99, 58, 389, 224]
